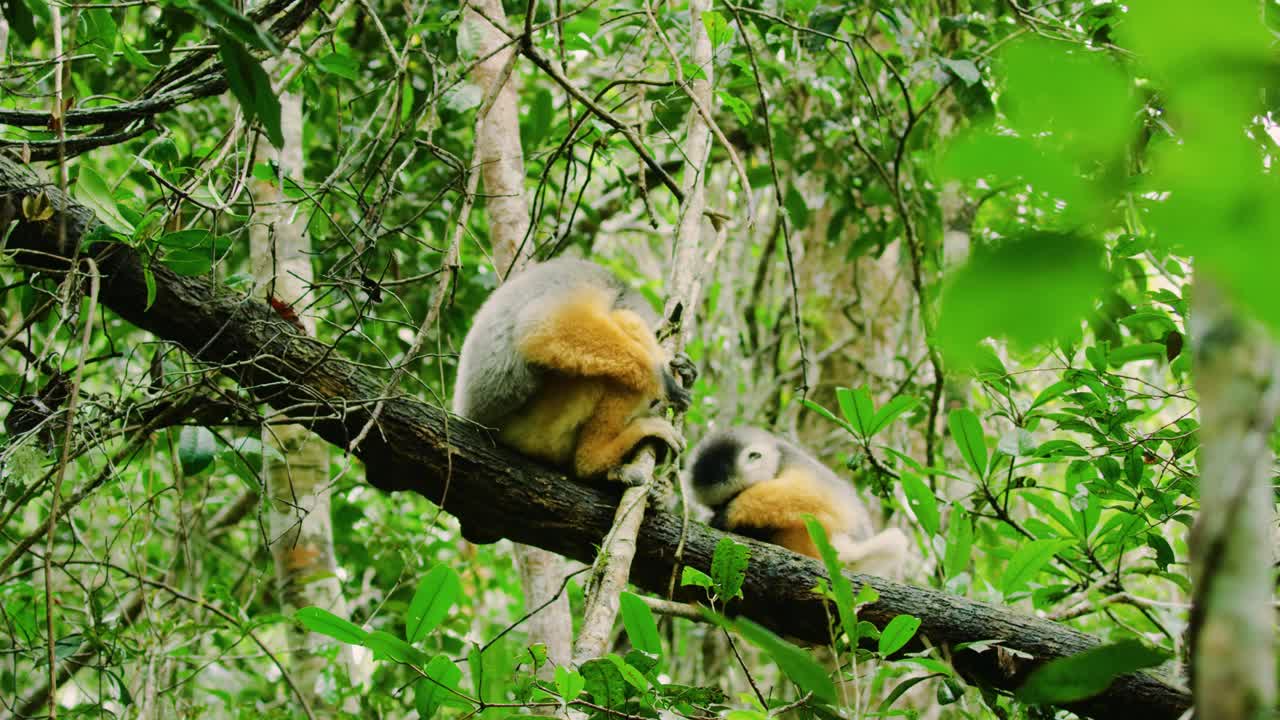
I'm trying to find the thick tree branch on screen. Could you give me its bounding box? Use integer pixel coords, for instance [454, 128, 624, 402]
[0, 155, 1191, 720]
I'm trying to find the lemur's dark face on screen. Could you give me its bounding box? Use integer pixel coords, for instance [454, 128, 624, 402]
[687, 430, 782, 508]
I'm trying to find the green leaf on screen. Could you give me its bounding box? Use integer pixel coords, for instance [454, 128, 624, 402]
[935, 233, 1108, 367]
[406, 565, 461, 643]
[1107, 342, 1166, 367]
[217, 32, 283, 148]
[177, 426, 216, 476]
[836, 386, 875, 437]
[735, 619, 836, 705]
[605, 653, 649, 691]
[939, 57, 980, 85]
[948, 409, 988, 479]
[1029, 379, 1075, 410]
[74, 167, 134, 234]
[710, 537, 749, 600]
[998, 36, 1135, 157]
[878, 614, 921, 656]
[364, 630, 427, 665]
[192, 0, 277, 51]
[879, 673, 948, 713]
[415, 655, 463, 719]
[680, 567, 714, 590]
[295, 607, 367, 645]
[1017, 639, 1171, 705]
[719, 92, 752, 127]
[527, 87, 553, 147]
[868, 395, 918, 437]
[580, 658, 628, 707]
[784, 184, 810, 229]
[700, 10, 733, 48]
[804, 518, 858, 644]
[161, 249, 216, 276]
[899, 472, 939, 536]
[315, 52, 359, 80]
[1001, 540, 1069, 597]
[555, 665, 585, 702]
[618, 592, 662, 656]
[3, 0, 39, 44]
[943, 511, 973, 580]
[800, 399, 850, 433]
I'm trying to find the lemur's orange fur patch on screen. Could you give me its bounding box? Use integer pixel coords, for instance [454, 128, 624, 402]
[725, 468, 857, 557]
[518, 287, 662, 395]
[504, 287, 672, 477]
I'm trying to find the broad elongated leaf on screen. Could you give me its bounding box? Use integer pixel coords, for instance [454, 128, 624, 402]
[295, 607, 366, 645]
[836, 386, 875, 437]
[177, 426, 216, 476]
[943, 511, 973, 580]
[217, 32, 283, 148]
[735, 618, 836, 705]
[900, 472, 939, 536]
[555, 665, 586, 702]
[74, 167, 134, 234]
[1018, 639, 1170, 704]
[681, 567, 714, 590]
[1001, 540, 1069, 596]
[935, 233, 1108, 368]
[407, 565, 461, 643]
[878, 614, 921, 656]
[580, 658, 628, 707]
[948, 409, 988, 478]
[364, 630, 427, 666]
[618, 592, 662, 656]
[868, 395, 919, 437]
[804, 518, 858, 644]
[710, 537, 749, 600]
[415, 655, 463, 719]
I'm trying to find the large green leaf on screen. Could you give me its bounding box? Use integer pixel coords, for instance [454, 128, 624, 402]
[1001, 540, 1070, 597]
[804, 518, 858, 644]
[948, 409, 988, 479]
[618, 592, 662, 656]
[177, 426, 216, 476]
[877, 614, 922, 656]
[935, 233, 1108, 367]
[406, 565, 461, 643]
[1017, 640, 1170, 704]
[415, 655, 463, 719]
[900, 472, 939, 536]
[295, 607, 366, 645]
[735, 619, 836, 705]
[710, 537, 749, 600]
[836, 386, 875, 437]
[217, 32, 283, 148]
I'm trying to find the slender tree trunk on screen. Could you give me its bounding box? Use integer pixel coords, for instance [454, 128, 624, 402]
[572, 0, 713, 663]
[250, 87, 355, 711]
[1188, 278, 1278, 719]
[464, 0, 574, 675]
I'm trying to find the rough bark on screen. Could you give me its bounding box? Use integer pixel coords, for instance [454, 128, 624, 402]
[463, 0, 574, 674]
[249, 88, 357, 708]
[571, 0, 714, 664]
[466, 0, 532, 279]
[1188, 278, 1279, 719]
[0, 155, 1191, 720]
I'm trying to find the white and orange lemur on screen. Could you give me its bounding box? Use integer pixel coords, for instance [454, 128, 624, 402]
[687, 427, 909, 577]
[453, 258, 693, 480]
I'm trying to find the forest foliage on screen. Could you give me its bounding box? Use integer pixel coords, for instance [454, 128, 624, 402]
[1, 0, 1277, 718]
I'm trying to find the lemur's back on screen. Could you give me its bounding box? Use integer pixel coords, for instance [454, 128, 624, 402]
[452, 258, 657, 426]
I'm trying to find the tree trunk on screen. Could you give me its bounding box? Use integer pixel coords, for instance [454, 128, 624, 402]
[249, 88, 357, 710]
[463, 0, 575, 676]
[1188, 277, 1278, 719]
